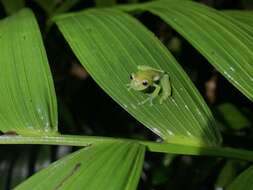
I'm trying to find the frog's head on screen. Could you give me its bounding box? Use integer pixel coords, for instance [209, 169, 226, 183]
[129, 73, 152, 91]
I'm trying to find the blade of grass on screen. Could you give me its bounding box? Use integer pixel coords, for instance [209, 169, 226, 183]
[53, 9, 221, 147]
[15, 142, 145, 190]
[0, 9, 58, 135]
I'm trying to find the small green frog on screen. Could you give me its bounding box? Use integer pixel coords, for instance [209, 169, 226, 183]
[128, 65, 172, 105]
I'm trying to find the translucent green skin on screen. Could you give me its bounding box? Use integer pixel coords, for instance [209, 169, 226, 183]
[128, 65, 171, 104]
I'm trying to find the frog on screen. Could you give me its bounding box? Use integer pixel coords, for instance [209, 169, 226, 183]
[127, 65, 172, 105]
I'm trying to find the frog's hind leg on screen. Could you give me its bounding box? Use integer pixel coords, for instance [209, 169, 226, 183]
[159, 74, 171, 104]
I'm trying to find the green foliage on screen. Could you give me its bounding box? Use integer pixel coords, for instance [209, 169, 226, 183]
[0, 0, 252, 189]
[120, 0, 253, 101]
[53, 9, 221, 147]
[227, 165, 253, 190]
[215, 160, 246, 189]
[0, 9, 57, 135]
[216, 103, 251, 130]
[15, 142, 145, 190]
[33, 0, 81, 18]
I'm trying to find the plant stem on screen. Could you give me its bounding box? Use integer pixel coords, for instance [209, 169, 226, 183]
[0, 134, 252, 161]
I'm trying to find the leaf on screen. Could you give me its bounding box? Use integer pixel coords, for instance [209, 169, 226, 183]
[223, 10, 253, 28]
[53, 9, 221, 146]
[215, 160, 246, 189]
[0, 9, 58, 135]
[227, 165, 253, 190]
[15, 142, 145, 190]
[222, 10, 253, 41]
[139, 0, 253, 101]
[0, 0, 25, 15]
[215, 103, 251, 130]
[34, 0, 81, 16]
[53, 0, 82, 15]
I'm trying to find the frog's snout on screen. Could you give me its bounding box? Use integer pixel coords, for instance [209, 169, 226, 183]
[131, 80, 149, 91]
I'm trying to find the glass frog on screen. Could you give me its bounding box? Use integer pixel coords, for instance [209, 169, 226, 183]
[128, 65, 172, 105]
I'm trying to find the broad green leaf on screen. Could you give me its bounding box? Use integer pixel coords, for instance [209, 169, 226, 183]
[223, 10, 253, 36]
[0, 9, 57, 135]
[227, 165, 253, 190]
[54, 9, 221, 146]
[223, 10, 253, 28]
[140, 0, 253, 101]
[15, 142, 145, 190]
[0, 0, 24, 15]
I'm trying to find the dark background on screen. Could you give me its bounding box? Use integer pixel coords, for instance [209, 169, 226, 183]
[0, 0, 252, 189]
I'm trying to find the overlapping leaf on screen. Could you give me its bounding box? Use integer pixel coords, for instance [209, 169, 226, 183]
[227, 165, 253, 190]
[215, 160, 245, 189]
[15, 142, 145, 190]
[34, 0, 82, 16]
[54, 9, 221, 146]
[0, 9, 58, 135]
[140, 0, 253, 101]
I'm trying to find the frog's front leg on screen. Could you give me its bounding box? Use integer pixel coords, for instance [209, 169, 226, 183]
[137, 65, 164, 73]
[126, 83, 132, 91]
[159, 74, 171, 104]
[139, 84, 161, 106]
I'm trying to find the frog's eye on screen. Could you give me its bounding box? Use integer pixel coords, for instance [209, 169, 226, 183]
[130, 74, 134, 80]
[142, 80, 148, 86]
